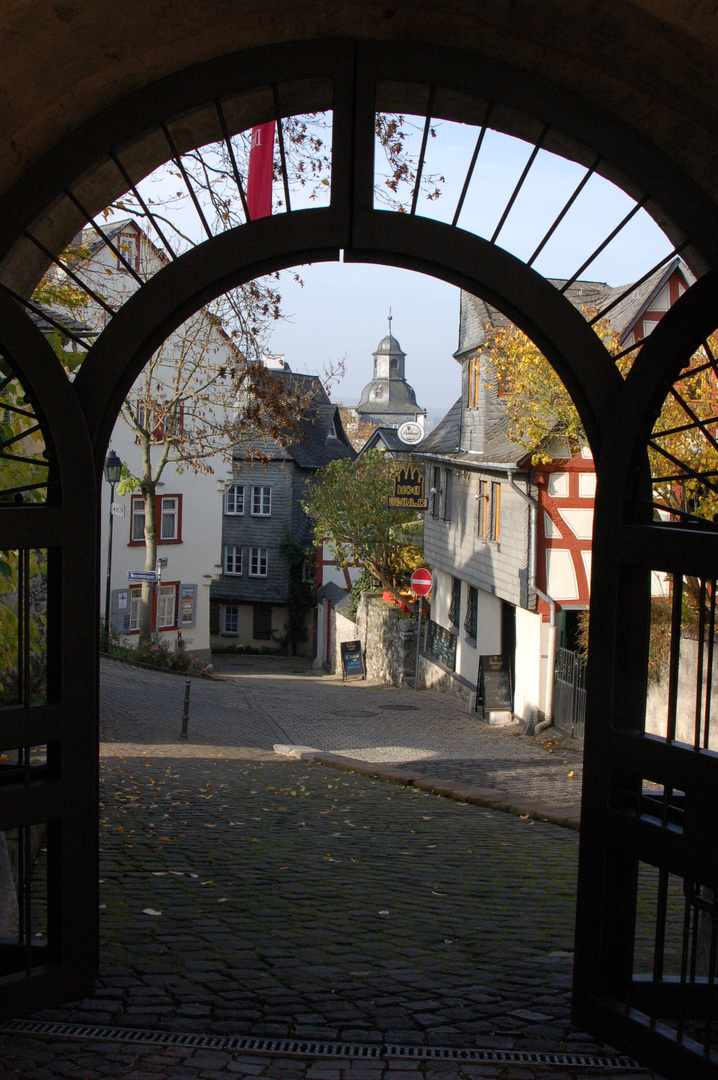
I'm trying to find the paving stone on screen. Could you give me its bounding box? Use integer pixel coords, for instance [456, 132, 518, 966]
[0, 660, 666, 1080]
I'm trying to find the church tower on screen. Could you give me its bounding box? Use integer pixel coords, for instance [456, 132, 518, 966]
[354, 314, 425, 429]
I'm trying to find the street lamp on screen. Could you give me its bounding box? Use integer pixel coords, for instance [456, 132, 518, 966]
[103, 449, 123, 647]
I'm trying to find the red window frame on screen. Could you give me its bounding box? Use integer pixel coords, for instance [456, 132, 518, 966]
[129, 494, 183, 545]
[126, 580, 180, 634]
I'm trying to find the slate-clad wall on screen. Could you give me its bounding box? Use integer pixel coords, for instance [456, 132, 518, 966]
[216, 460, 293, 605]
[423, 464, 530, 609]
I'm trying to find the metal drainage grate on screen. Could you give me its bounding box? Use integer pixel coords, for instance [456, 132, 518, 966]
[0, 1019, 641, 1069]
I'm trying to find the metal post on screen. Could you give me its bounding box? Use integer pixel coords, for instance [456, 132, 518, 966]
[180, 678, 191, 739]
[103, 480, 115, 648]
[414, 595, 423, 690]
[154, 561, 162, 645]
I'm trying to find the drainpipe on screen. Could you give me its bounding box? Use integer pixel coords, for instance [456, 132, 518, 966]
[506, 471, 557, 733]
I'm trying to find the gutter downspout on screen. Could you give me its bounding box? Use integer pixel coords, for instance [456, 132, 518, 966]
[506, 471, 557, 733]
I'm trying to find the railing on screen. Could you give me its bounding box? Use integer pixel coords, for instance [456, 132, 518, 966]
[554, 646, 586, 739]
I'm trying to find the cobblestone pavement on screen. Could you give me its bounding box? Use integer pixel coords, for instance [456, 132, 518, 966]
[212, 658, 584, 823]
[0, 659, 662, 1079]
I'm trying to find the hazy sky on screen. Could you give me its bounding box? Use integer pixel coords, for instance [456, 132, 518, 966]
[109, 113, 676, 417]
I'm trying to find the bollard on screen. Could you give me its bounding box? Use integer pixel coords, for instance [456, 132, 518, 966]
[179, 678, 191, 739]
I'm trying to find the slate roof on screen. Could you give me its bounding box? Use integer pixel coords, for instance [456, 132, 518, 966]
[355, 376, 421, 414]
[234, 370, 356, 469]
[456, 258, 694, 356]
[317, 581, 350, 605]
[419, 397, 526, 469]
[358, 427, 408, 454]
[29, 302, 96, 338]
[429, 258, 696, 470]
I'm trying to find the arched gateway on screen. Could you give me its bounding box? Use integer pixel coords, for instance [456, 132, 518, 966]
[2, 37, 718, 1080]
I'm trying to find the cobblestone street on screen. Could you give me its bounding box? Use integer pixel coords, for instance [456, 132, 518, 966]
[0, 659, 659, 1079]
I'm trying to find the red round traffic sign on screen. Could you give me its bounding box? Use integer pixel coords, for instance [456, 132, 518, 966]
[410, 568, 432, 596]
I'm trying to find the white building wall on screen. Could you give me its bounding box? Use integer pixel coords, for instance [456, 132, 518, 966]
[100, 438, 225, 658]
[84, 223, 236, 659]
[432, 568, 452, 628]
[514, 606, 543, 724]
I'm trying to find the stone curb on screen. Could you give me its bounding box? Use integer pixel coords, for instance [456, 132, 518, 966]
[273, 745, 581, 830]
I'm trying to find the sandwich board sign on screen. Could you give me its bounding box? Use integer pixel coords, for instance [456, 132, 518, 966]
[340, 640, 365, 682]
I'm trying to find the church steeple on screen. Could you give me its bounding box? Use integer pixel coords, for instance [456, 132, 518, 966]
[372, 313, 407, 381]
[355, 316, 425, 429]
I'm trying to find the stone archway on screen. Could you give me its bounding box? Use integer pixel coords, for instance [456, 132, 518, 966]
[2, 36, 718, 1078]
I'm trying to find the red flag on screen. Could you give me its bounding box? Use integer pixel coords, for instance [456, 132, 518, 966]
[246, 122, 275, 220]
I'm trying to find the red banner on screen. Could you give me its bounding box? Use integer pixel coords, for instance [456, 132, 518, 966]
[246, 122, 275, 220]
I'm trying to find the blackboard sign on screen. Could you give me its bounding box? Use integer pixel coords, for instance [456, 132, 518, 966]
[340, 640, 365, 681]
[477, 654, 513, 716]
[425, 620, 457, 672]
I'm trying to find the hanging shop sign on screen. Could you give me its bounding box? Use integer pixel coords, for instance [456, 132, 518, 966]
[388, 466, 429, 510]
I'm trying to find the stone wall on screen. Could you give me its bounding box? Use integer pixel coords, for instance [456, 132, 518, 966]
[327, 591, 418, 686]
[419, 653, 473, 704]
[357, 592, 418, 686]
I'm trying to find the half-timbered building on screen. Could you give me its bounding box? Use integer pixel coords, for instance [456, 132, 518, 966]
[419, 258, 693, 727]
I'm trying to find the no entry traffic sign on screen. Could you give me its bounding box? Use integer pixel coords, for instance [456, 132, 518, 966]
[410, 568, 432, 596]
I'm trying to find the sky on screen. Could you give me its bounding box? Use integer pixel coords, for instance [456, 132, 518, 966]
[259, 116, 675, 414]
[107, 113, 676, 418]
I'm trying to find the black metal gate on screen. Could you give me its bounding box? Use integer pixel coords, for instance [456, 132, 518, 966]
[0, 38, 717, 1079]
[0, 294, 99, 1018]
[554, 647, 586, 740]
[573, 271, 718, 1080]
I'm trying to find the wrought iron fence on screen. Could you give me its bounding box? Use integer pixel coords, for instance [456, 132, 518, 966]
[554, 646, 586, 739]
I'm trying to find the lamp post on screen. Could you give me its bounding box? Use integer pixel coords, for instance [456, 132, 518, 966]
[103, 450, 123, 647]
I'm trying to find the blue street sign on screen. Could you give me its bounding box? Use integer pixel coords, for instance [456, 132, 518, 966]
[127, 570, 159, 583]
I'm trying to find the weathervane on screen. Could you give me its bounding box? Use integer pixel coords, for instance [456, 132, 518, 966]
[388, 307, 392, 335]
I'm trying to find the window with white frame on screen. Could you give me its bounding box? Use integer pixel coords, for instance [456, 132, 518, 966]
[224, 545, 242, 575]
[251, 486, 271, 516]
[157, 584, 177, 628]
[160, 496, 179, 540]
[249, 547, 268, 577]
[129, 586, 142, 631]
[224, 484, 245, 515]
[131, 494, 182, 544]
[131, 498, 145, 542]
[223, 605, 239, 634]
[116, 230, 140, 272]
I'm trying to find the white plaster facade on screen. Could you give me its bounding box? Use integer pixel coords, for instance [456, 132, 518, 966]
[72, 220, 238, 659]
